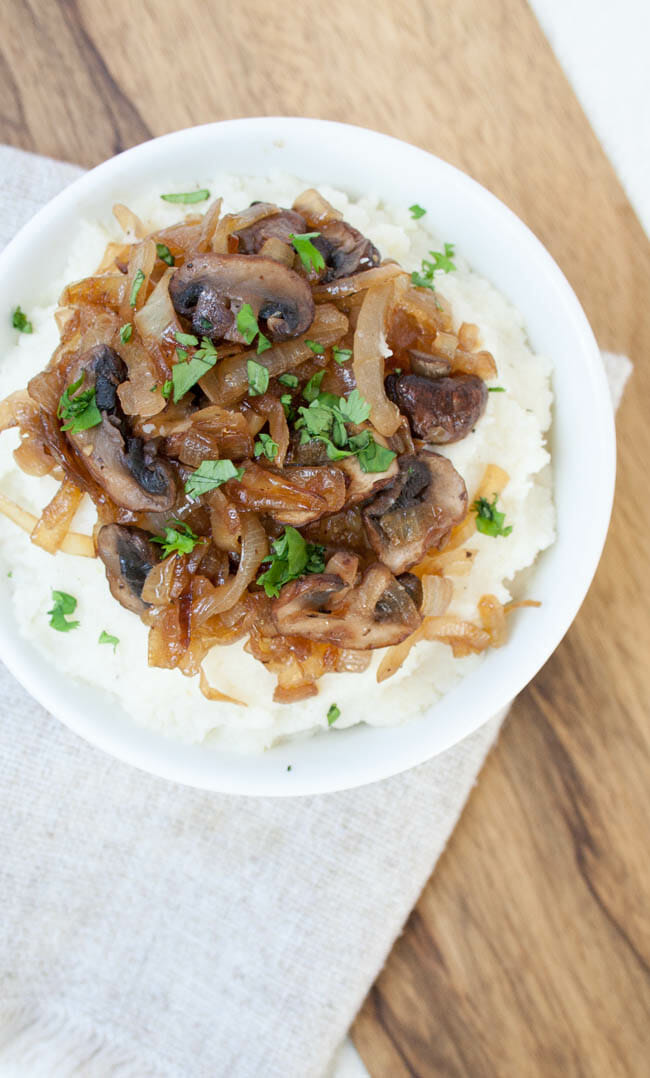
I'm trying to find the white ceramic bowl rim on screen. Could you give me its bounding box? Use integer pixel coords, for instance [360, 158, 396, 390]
[0, 118, 615, 795]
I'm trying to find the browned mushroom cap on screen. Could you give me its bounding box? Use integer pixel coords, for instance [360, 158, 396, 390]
[65, 346, 176, 513]
[313, 221, 381, 281]
[394, 572, 423, 610]
[234, 205, 307, 254]
[385, 372, 487, 443]
[363, 452, 467, 574]
[168, 253, 315, 343]
[271, 563, 421, 648]
[291, 189, 381, 281]
[97, 524, 159, 615]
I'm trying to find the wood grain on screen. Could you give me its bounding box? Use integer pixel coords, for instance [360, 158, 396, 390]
[1, 1, 648, 1074]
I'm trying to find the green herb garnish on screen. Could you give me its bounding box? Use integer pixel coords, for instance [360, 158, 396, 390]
[353, 433, 398, 473]
[57, 373, 102, 433]
[48, 590, 79, 632]
[289, 231, 325, 273]
[236, 302, 271, 355]
[247, 359, 270, 397]
[337, 389, 371, 425]
[327, 703, 341, 726]
[257, 526, 325, 598]
[302, 370, 326, 402]
[254, 433, 279, 461]
[156, 243, 175, 266]
[98, 630, 119, 651]
[160, 189, 210, 204]
[294, 384, 396, 474]
[152, 520, 203, 558]
[409, 203, 427, 219]
[175, 331, 199, 347]
[305, 339, 324, 355]
[280, 393, 294, 418]
[185, 459, 244, 500]
[278, 373, 299, 388]
[129, 269, 145, 308]
[488, 386, 506, 393]
[171, 336, 218, 402]
[332, 346, 352, 365]
[472, 494, 513, 538]
[12, 306, 33, 333]
[236, 304, 260, 344]
[119, 322, 133, 344]
[161, 380, 173, 399]
[411, 243, 456, 290]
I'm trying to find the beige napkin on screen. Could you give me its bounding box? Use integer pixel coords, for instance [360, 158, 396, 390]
[0, 146, 631, 1078]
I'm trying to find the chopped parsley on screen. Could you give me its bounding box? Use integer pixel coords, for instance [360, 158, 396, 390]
[327, 703, 341, 726]
[185, 459, 244, 500]
[332, 346, 352, 365]
[302, 370, 326, 402]
[257, 526, 325, 598]
[488, 386, 506, 393]
[175, 331, 198, 347]
[152, 519, 203, 558]
[160, 189, 210, 204]
[236, 303, 271, 354]
[48, 590, 79, 632]
[57, 373, 102, 433]
[280, 393, 294, 418]
[171, 334, 218, 402]
[156, 242, 175, 266]
[98, 630, 119, 651]
[409, 203, 426, 219]
[129, 269, 145, 308]
[247, 359, 270, 397]
[254, 433, 279, 461]
[293, 384, 394, 473]
[337, 390, 371, 425]
[278, 372, 298, 388]
[411, 243, 456, 290]
[305, 339, 324, 354]
[161, 379, 173, 399]
[119, 322, 133, 344]
[289, 231, 325, 273]
[12, 306, 33, 333]
[472, 494, 513, 538]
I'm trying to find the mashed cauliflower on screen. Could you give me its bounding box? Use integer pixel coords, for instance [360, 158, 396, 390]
[0, 175, 554, 750]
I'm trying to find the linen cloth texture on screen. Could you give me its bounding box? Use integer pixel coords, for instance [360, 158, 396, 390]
[0, 146, 630, 1078]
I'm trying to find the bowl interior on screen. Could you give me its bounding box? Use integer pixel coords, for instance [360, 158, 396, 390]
[0, 119, 615, 795]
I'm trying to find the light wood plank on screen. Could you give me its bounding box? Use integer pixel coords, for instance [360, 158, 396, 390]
[0, 1, 648, 1074]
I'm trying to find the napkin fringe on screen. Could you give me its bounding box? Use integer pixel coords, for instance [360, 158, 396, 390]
[0, 1001, 161, 1077]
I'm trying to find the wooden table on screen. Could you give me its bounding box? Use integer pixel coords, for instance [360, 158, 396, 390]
[2, 1, 649, 1073]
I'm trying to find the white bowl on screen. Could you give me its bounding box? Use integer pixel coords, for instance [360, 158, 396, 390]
[0, 118, 615, 795]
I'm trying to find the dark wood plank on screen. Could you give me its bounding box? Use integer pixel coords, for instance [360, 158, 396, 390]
[0, 1, 648, 1074]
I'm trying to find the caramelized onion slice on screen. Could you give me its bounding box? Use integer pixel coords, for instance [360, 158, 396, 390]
[0, 491, 95, 557]
[353, 280, 401, 437]
[191, 513, 268, 624]
[420, 574, 454, 617]
[200, 303, 347, 407]
[113, 203, 147, 239]
[313, 262, 403, 301]
[199, 668, 247, 706]
[31, 479, 83, 555]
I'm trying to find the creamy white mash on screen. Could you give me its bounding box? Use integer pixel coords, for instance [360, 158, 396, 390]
[0, 175, 554, 750]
